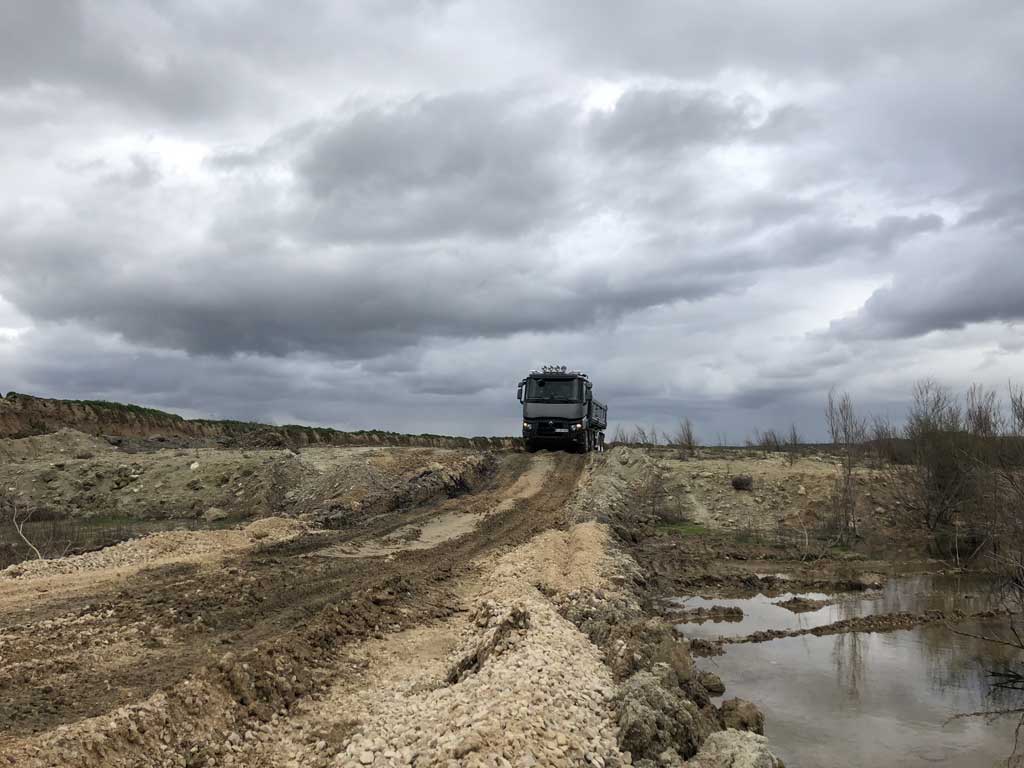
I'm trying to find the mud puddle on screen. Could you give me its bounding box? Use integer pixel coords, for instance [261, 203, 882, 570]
[672, 574, 1024, 767]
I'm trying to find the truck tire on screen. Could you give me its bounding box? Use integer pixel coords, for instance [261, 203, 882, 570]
[525, 440, 538, 453]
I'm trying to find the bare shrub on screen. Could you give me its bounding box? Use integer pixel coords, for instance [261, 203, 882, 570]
[634, 458, 673, 521]
[900, 380, 981, 539]
[612, 424, 629, 445]
[785, 424, 801, 466]
[868, 414, 901, 466]
[1, 490, 43, 561]
[631, 425, 660, 447]
[825, 388, 867, 544]
[672, 417, 699, 459]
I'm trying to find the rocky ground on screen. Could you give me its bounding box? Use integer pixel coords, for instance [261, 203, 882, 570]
[0, 428, 491, 524]
[0, 426, 794, 768]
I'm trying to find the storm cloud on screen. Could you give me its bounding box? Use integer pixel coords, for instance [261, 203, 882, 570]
[1, 1, 1022, 440]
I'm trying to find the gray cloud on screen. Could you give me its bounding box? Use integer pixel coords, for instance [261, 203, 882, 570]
[959, 189, 1024, 230]
[0, 225, 737, 359]
[1, 1, 1023, 439]
[0, 2, 252, 120]
[590, 88, 759, 154]
[292, 94, 574, 242]
[829, 241, 1024, 340]
[590, 87, 811, 158]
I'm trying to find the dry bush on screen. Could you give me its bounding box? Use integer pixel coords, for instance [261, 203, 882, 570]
[633, 458, 672, 521]
[785, 424, 802, 466]
[1, 489, 43, 562]
[748, 428, 779, 454]
[671, 417, 699, 459]
[825, 388, 867, 544]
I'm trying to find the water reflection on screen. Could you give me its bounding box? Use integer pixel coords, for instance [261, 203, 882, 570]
[670, 573, 1003, 641]
[671, 575, 1024, 767]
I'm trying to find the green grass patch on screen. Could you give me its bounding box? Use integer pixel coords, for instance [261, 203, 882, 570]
[655, 520, 707, 536]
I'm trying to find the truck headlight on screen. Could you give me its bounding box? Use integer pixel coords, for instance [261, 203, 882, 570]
[571, 422, 583, 430]
[523, 422, 531, 429]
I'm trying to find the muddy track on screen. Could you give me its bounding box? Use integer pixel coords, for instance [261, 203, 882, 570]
[0, 451, 584, 754]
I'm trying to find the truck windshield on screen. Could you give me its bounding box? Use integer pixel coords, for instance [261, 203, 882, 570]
[526, 378, 580, 401]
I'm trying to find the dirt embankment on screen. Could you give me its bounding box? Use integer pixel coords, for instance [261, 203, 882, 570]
[0, 392, 518, 451]
[0, 434, 495, 524]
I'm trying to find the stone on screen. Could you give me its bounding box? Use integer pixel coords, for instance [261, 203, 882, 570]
[697, 671, 725, 696]
[685, 730, 782, 768]
[203, 507, 229, 522]
[731, 475, 754, 492]
[720, 699, 764, 734]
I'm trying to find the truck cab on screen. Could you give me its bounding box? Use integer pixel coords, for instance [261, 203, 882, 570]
[516, 366, 607, 452]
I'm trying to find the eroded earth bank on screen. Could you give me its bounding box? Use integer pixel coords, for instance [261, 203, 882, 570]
[1, 431, 781, 768]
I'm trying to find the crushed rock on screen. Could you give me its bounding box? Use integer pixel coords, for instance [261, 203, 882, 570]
[684, 730, 783, 768]
[0, 517, 310, 579]
[334, 524, 629, 767]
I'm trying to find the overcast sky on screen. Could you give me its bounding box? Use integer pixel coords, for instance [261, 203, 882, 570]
[1, 1, 1022, 440]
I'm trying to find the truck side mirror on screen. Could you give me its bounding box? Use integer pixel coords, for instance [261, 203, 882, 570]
[516, 383, 524, 402]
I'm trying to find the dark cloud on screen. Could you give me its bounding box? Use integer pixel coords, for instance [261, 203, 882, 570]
[1, 1, 1022, 438]
[590, 88, 759, 154]
[0, 225, 737, 359]
[293, 94, 574, 242]
[0, 2, 252, 120]
[959, 189, 1024, 230]
[829, 243, 1024, 340]
[590, 88, 811, 158]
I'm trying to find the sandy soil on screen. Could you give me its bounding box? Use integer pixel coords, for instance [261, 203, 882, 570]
[0, 430, 488, 523]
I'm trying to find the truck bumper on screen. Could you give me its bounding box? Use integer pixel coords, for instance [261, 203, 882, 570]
[523, 423, 587, 448]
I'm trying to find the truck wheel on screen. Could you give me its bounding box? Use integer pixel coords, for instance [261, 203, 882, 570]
[525, 440, 538, 453]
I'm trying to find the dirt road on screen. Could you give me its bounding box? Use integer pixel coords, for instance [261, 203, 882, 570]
[1, 449, 592, 765]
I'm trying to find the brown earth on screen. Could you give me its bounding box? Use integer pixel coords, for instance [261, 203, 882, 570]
[0, 431, 494, 523]
[0, 448, 590, 765]
[0, 392, 517, 451]
[0, 426, 788, 768]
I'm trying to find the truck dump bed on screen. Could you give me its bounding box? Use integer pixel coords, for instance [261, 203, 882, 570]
[589, 400, 608, 430]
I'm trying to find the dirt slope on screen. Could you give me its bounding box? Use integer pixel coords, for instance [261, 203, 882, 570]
[0, 438, 491, 523]
[0, 392, 516, 450]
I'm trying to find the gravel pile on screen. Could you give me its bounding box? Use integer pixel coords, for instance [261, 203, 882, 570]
[335, 525, 627, 767]
[1, 517, 309, 579]
[339, 596, 623, 766]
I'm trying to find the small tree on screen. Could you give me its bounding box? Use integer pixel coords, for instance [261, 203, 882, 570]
[904, 379, 970, 532]
[825, 388, 867, 543]
[673, 417, 698, 458]
[785, 424, 801, 466]
[1, 490, 43, 561]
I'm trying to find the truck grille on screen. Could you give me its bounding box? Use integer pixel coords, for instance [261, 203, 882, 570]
[536, 421, 567, 436]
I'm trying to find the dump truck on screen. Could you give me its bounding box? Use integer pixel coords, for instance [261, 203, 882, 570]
[516, 366, 607, 452]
